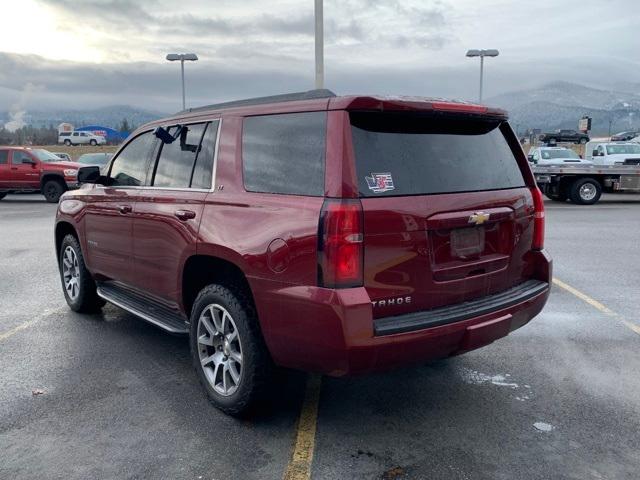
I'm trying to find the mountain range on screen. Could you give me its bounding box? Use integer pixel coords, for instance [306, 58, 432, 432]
[0, 105, 164, 131]
[1, 81, 639, 136]
[486, 81, 640, 135]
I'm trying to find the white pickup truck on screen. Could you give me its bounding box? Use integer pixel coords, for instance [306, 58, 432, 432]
[584, 142, 640, 165]
[58, 131, 106, 146]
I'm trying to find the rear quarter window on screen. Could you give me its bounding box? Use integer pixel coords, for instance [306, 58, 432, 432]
[242, 112, 326, 196]
[350, 112, 525, 197]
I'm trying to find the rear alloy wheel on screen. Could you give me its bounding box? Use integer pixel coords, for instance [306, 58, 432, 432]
[579, 138, 587, 144]
[42, 179, 65, 203]
[59, 234, 104, 312]
[89, 139, 97, 146]
[64, 139, 71, 146]
[570, 178, 601, 205]
[190, 284, 272, 416]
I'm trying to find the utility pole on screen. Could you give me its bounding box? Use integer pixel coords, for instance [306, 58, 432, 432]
[314, 0, 324, 89]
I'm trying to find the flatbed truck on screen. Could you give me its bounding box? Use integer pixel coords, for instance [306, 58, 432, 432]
[532, 164, 640, 205]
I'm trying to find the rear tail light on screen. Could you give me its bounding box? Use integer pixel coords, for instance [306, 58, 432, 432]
[318, 199, 364, 288]
[530, 186, 545, 250]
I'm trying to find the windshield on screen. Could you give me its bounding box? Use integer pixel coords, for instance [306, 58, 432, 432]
[350, 112, 524, 197]
[606, 144, 640, 155]
[78, 153, 111, 165]
[541, 149, 579, 160]
[32, 149, 64, 163]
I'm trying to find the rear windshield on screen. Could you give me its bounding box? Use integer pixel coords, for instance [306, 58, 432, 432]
[541, 149, 579, 159]
[350, 112, 525, 197]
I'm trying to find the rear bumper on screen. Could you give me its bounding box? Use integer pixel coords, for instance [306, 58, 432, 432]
[253, 249, 552, 376]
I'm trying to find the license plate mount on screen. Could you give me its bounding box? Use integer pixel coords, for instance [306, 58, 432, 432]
[451, 227, 485, 259]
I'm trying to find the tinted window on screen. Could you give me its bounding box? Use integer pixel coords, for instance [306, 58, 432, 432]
[0, 151, 7, 164]
[59, 132, 71, 137]
[191, 121, 218, 189]
[109, 131, 155, 186]
[32, 149, 63, 163]
[11, 151, 33, 165]
[153, 123, 207, 188]
[242, 112, 326, 196]
[350, 112, 525, 197]
[606, 144, 640, 155]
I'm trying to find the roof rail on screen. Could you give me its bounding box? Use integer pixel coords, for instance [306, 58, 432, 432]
[177, 89, 337, 115]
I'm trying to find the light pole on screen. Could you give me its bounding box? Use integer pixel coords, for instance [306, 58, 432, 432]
[465, 49, 499, 103]
[166, 53, 198, 110]
[314, 0, 324, 89]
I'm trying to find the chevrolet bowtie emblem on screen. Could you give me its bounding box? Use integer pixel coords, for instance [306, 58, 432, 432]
[468, 212, 490, 225]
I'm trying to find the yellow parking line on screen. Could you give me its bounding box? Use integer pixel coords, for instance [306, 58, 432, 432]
[552, 278, 615, 315]
[283, 374, 322, 480]
[552, 278, 640, 335]
[622, 320, 640, 336]
[0, 307, 66, 341]
[0, 319, 40, 341]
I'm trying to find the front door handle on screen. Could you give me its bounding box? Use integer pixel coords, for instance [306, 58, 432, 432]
[118, 204, 132, 214]
[174, 209, 196, 221]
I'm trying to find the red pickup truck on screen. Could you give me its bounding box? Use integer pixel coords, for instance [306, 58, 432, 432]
[0, 147, 81, 202]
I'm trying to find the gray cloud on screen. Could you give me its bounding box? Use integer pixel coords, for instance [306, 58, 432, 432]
[2, 0, 638, 116]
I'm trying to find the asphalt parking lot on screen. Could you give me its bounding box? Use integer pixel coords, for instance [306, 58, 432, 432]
[1, 193, 639, 480]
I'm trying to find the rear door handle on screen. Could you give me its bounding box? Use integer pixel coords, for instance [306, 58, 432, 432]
[174, 209, 196, 221]
[118, 204, 132, 214]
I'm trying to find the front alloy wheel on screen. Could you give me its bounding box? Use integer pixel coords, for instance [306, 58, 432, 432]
[197, 304, 243, 396]
[62, 245, 81, 301]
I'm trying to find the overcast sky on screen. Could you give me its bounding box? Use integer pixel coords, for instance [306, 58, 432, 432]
[0, 0, 637, 114]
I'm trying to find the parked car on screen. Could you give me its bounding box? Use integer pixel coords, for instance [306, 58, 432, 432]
[76, 152, 113, 167]
[55, 90, 551, 415]
[58, 131, 106, 146]
[527, 147, 592, 165]
[584, 142, 640, 165]
[0, 147, 81, 202]
[610, 131, 638, 142]
[539, 129, 589, 144]
[52, 152, 72, 161]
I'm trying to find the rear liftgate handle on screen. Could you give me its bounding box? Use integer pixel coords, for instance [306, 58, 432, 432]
[174, 209, 196, 221]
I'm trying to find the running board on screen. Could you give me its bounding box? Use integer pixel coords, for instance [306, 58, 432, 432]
[97, 282, 189, 334]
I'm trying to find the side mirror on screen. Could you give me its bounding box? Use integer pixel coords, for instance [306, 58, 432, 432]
[154, 125, 182, 144]
[77, 165, 102, 184]
[22, 157, 36, 165]
[592, 150, 600, 157]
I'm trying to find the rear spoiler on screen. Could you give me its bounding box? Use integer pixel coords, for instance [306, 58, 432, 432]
[329, 96, 508, 119]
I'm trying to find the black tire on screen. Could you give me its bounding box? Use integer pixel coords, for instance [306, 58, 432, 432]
[570, 178, 601, 205]
[190, 284, 272, 416]
[579, 137, 587, 144]
[544, 192, 567, 202]
[548, 138, 557, 144]
[89, 139, 97, 146]
[64, 139, 71, 146]
[542, 184, 567, 202]
[42, 179, 65, 203]
[0, 192, 6, 200]
[59, 234, 105, 313]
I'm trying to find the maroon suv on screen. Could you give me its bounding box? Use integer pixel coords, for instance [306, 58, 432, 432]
[55, 90, 551, 415]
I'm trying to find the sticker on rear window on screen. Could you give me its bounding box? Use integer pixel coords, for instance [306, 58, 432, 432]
[365, 172, 395, 193]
